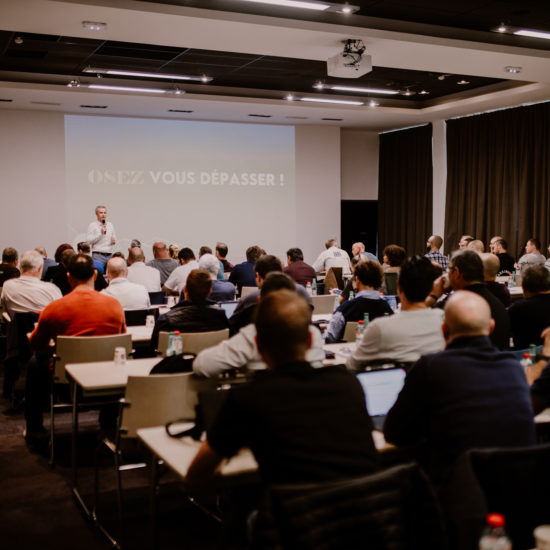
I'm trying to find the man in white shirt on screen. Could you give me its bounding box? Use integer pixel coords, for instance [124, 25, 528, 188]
[86, 205, 117, 272]
[518, 237, 546, 275]
[162, 247, 199, 297]
[1, 250, 62, 317]
[193, 272, 324, 377]
[127, 247, 161, 292]
[101, 257, 150, 310]
[346, 255, 445, 371]
[312, 238, 351, 275]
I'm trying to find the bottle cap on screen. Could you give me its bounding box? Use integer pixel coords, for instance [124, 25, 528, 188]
[358, 320, 364, 325]
[523, 352, 531, 358]
[174, 330, 181, 335]
[487, 513, 505, 528]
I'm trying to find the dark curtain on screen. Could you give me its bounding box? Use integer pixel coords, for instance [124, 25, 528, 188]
[378, 124, 433, 256]
[445, 102, 550, 258]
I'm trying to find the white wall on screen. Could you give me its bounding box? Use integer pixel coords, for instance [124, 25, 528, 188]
[0, 110, 341, 265]
[0, 110, 67, 257]
[340, 129, 379, 201]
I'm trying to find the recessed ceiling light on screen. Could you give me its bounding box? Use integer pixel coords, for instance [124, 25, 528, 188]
[400, 89, 415, 96]
[83, 67, 212, 82]
[238, 0, 329, 10]
[300, 97, 363, 105]
[285, 93, 295, 101]
[457, 80, 470, 85]
[505, 66, 522, 74]
[329, 85, 399, 95]
[82, 21, 106, 31]
[313, 82, 325, 90]
[419, 90, 430, 95]
[368, 99, 379, 107]
[514, 29, 550, 40]
[87, 84, 168, 94]
[67, 79, 81, 88]
[14, 36, 23, 45]
[496, 23, 508, 33]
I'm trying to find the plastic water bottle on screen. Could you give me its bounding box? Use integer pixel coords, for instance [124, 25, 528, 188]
[349, 290, 354, 300]
[311, 278, 317, 296]
[166, 331, 176, 356]
[173, 330, 182, 355]
[363, 313, 370, 327]
[479, 513, 511, 549]
[529, 343, 537, 360]
[333, 295, 340, 312]
[306, 282, 312, 296]
[355, 320, 364, 343]
[520, 352, 532, 376]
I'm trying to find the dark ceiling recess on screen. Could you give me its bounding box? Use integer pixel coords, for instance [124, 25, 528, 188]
[0, 30, 512, 106]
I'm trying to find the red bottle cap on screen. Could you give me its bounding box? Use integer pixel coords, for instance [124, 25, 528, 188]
[523, 352, 531, 358]
[487, 513, 505, 528]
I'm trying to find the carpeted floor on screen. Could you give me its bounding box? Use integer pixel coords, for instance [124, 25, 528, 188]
[0, 365, 233, 550]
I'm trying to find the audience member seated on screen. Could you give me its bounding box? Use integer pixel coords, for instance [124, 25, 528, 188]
[518, 237, 546, 275]
[384, 290, 536, 484]
[489, 235, 503, 254]
[346, 256, 444, 371]
[0, 247, 20, 285]
[193, 273, 324, 377]
[458, 235, 474, 249]
[34, 247, 56, 280]
[49, 248, 76, 295]
[198, 253, 235, 302]
[467, 239, 485, 253]
[312, 238, 351, 275]
[151, 268, 229, 351]
[77, 241, 108, 291]
[101, 257, 150, 311]
[351, 241, 379, 263]
[229, 254, 311, 335]
[528, 328, 550, 414]
[283, 247, 316, 286]
[381, 244, 406, 273]
[43, 243, 73, 284]
[198, 246, 224, 280]
[481, 252, 511, 307]
[1, 250, 61, 318]
[228, 245, 263, 296]
[428, 249, 510, 350]
[26, 254, 126, 442]
[325, 261, 393, 343]
[162, 247, 199, 296]
[147, 241, 179, 286]
[187, 289, 379, 489]
[215, 241, 233, 274]
[127, 247, 161, 292]
[509, 265, 550, 349]
[493, 238, 516, 273]
[424, 235, 449, 270]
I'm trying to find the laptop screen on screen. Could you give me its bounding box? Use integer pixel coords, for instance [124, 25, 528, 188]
[220, 301, 239, 319]
[356, 368, 406, 417]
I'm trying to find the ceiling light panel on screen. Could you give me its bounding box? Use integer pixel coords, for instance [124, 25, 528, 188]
[83, 68, 212, 82]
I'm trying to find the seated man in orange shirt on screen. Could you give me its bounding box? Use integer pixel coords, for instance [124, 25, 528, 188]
[25, 254, 126, 445]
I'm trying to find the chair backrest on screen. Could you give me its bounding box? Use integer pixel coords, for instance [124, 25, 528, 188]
[148, 290, 166, 305]
[120, 373, 198, 438]
[240, 286, 257, 298]
[342, 321, 358, 343]
[268, 462, 447, 550]
[384, 272, 398, 295]
[157, 328, 230, 357]
[324, 267, 344, 292]
[311, 294, 335, 315]
[54, 333, 133, 384]
[5, 311, 39, 361]
[443, 444, 550, 550]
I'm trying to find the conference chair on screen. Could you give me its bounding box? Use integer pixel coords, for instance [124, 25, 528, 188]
[240, 286, 257, 298]
[267, 462, 448, 550]
[94, 373, 198, 520]
[50, 333, 133, 465]
[324, 267, 344, 292]
[383, 272, 398, 295]
[157, 328, 229, 357]
[311, 294, 335, 315]
[342, 321, 358, 343]
[442, 444, 550, 550]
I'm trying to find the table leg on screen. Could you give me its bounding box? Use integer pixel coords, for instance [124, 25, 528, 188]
[150, 454, 159, 550]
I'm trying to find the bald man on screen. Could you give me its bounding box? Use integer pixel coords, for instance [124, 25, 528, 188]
[481, 252, 510, 307]
[384, 290, 536, 483]
[101, 257, 150, 310]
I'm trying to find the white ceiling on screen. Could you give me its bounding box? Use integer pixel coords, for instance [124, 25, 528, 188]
[1, 0, 550, 131]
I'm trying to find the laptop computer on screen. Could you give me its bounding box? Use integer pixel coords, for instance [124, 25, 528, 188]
[356, 368, 406, 430]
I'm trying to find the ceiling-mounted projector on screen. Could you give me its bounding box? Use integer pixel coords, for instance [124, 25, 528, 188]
[327, 39, 372, 78]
